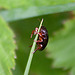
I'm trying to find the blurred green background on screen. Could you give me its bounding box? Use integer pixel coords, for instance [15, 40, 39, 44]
[0, 0, 75, 75]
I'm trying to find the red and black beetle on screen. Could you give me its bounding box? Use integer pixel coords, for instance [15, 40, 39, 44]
[30, 21, 48, 53]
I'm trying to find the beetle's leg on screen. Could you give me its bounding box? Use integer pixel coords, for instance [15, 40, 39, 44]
[32, 44, 43, 53]
[30, 27, 38, 38]
[34, 37, 43, 43]
[30, 30, 35, 38]
[37, 32, 41, 35]
[36, 32, 45, 38]
[32, 47, 39, 53]
[34, 27, 38, 35]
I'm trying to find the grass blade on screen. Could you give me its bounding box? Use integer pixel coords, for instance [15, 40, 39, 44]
[24, 19, 43, 75]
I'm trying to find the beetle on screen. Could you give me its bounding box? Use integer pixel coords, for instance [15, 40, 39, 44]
[30, 23, 48, 53]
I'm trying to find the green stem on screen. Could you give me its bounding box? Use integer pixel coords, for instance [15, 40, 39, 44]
[24, 19, 43, 75]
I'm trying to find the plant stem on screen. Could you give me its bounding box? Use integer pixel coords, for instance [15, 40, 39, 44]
[24, 19, 43, 75]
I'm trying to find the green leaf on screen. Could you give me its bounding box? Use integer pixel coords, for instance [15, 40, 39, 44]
[47, 18, 75, 75]
[0, 3, 75, 22]
[10, 12, 71, 75]
[0, 16, 16, 75]
[0, 0, 74, 9]
[70, 67, 75, 75]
